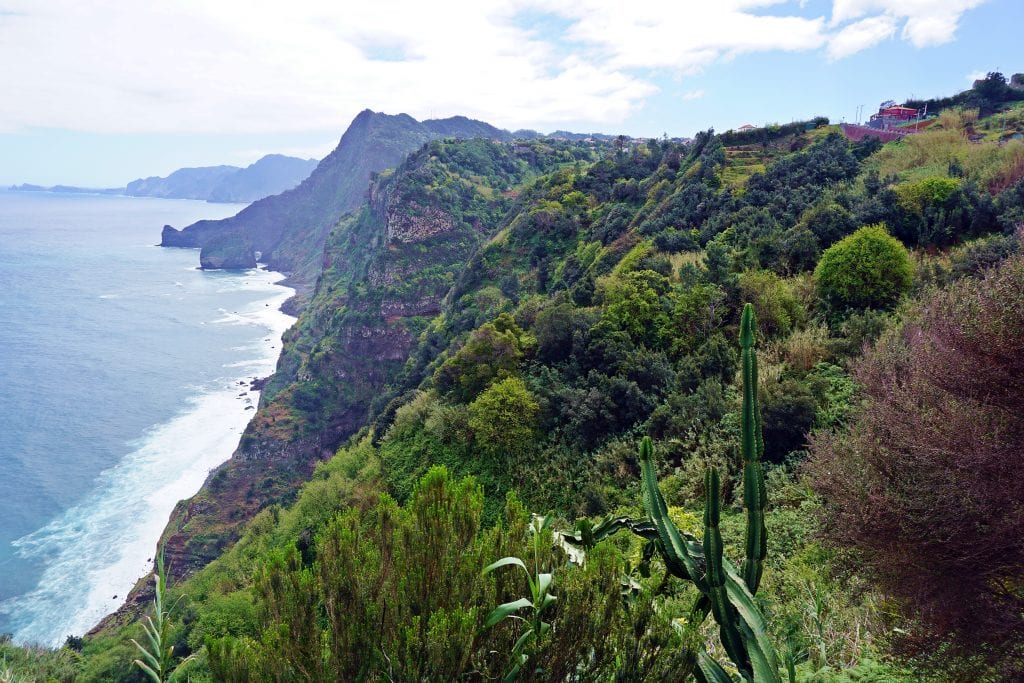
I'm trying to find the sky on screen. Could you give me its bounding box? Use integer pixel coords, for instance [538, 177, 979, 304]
[1, 0, 1021, 186]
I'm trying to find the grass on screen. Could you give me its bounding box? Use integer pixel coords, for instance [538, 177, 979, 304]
[871, 117, 1024, 191]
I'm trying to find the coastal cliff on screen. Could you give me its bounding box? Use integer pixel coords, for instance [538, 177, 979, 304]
[159, 111, 513, 291]
[154, 138, 565, 580]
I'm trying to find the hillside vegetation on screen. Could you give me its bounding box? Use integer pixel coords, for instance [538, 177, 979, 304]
[6, 76, 1024, 682]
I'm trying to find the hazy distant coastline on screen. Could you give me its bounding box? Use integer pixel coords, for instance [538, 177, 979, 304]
[9, 153, 318, 204]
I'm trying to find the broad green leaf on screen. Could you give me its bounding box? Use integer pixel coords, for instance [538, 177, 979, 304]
[483, 598, 533, 629]
[723, 561, 781, 682]
[511, 628, 534, 656]
[130, 639, 160, 671]
[695, 650, 734, 683]
[132, 659, 162, 683]
[483, 556, 529, 576]
[536, 572, 552, 596]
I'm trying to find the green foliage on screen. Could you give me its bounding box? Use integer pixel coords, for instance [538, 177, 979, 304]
[595, 269, 671, 347]
[208, 467, 496, 681]
[563, 303, 780, 682]
[737, 271, 803, 338]
[206, 467, 638, 681]
[894, 176, 961, 213]
[481, 515, 558, 682]
[0, 639, 79, 683]
[57, 108, 1024, 680]
[806, 363, 858, 431]
[468, 377, 540, 461]
[130, 551, 188, 682]
[670, 283, 727, 355]
[799, 200, 856, 248]
[814, 224, 912, 311]
[434, 313, 531, 402]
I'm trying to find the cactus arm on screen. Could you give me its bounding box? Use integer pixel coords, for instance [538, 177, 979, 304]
[639, 437, 706, 589]
[740, 303, 767, 594]
[704, 467, 751, 679]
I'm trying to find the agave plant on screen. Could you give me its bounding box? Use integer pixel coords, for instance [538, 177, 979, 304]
[481, 514, 558, 682]
[561, 303, 781, 682]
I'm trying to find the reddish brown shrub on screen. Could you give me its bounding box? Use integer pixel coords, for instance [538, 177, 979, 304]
[807, 255, 1024, 679]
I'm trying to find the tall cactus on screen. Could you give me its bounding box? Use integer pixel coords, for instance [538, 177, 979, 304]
[561, 303, 778, 682]
[740, 303, 767, 593]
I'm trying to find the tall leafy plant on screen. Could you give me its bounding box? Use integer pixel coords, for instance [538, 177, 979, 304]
[131, 550, 187, 683]
[481, 515, 558, 682]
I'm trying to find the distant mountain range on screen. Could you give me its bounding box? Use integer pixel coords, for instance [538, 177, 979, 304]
[160, 110, 516, 283]
[9, 154, 319, 204]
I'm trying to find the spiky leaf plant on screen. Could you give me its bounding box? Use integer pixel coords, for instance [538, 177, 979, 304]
[131, 550, 187, 683]
[561, 303, 780, 682]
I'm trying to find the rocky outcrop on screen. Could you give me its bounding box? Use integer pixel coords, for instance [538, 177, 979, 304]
[198, 234, 257, 270]
[199, 249, 256, 270]
[159, 224, 199, 248]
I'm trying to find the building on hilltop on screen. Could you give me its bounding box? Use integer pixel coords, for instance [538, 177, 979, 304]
[868, 100, 920, 129]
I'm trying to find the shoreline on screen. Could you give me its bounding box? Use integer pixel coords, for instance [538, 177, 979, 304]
[0, 266, 296, 646]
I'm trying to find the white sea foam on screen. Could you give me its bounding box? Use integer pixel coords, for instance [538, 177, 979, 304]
[0, 267, 294, 646]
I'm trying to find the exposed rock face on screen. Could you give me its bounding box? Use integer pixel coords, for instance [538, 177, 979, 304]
[196, 234, 257, 270]
[159, 111, 512, 291]
[199, 249, 256, 270]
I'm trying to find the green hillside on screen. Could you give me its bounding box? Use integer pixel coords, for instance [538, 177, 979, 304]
[7, 78, 1024, 681]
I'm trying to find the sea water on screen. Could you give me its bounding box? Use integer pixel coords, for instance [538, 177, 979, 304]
[0, 190, 295, 645]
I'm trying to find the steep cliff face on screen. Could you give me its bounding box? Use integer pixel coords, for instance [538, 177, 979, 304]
[158, 139, 543, 579]
[160, 111, 512, 290]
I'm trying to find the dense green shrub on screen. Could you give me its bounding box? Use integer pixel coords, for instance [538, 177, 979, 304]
[468, 377, 539, 461]
[737, 270, 803, 338]
[814, 224, 912, 311]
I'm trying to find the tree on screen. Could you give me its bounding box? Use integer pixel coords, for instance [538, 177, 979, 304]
[814, 223, 912, 311]
[468, 377, 539, 460]
[434, 314, 529, 402]
[737, 270, 803, 338]
[975, 71, 1009, 101]
[808, 255, 1024, 678]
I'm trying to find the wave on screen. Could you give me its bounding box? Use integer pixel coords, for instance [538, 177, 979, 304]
[0, 268, 295, 646]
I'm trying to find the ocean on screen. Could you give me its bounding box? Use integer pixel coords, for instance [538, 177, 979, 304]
[0, 190, 294, 645]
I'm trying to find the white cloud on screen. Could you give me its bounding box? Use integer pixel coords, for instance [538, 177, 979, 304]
[539, 1, 827, 71]
[683, 89, 706, 101]
[827, 15, 897, 60]
[0, 0, 990, 135]
[0, 0, 657, 134]
[829, 0, 987, 52]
